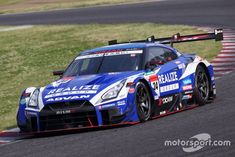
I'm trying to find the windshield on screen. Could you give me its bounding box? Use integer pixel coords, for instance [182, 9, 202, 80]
[63, 49, 143, 77]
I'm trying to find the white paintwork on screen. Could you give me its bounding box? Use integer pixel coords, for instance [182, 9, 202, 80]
[179, 57, 210, 80]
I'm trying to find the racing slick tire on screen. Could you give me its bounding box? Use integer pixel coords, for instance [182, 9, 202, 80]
[194, 65, 210, 106]
[135, 82, 152, 122]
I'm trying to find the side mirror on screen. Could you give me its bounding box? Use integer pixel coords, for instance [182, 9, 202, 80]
[53, 70, 64, 76]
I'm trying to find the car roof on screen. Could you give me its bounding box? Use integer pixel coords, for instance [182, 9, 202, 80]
[80, 42, 173, 55]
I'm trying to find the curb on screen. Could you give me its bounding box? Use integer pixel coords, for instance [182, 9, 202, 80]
[199, 27, 235, 79]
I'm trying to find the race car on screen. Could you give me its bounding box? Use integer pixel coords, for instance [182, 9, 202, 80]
[17, 29, 223, 132]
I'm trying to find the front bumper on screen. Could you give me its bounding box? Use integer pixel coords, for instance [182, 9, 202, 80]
[23, 99, 138, 132]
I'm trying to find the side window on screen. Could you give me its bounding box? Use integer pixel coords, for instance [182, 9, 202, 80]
[145, 47, 178, 69]
[162, 48, 178, 61]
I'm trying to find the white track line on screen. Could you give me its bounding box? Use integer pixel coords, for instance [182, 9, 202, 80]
[0, 25, 33, 32]
[222, 43, 235, 46]
[214, 71, 233, 75]
[224, 35, 235, 37]
[213, 67, 235, 71]
[212, 58, 235, 61]
[217, 54, 235, 57]
[220, 50, 235, 52]
[223, 46, 235, 49]
[212, 62, 235, 66]
[222, 40, 235, 43]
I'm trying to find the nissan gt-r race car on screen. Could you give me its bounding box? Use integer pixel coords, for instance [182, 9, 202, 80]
[17, 29, 223, 132]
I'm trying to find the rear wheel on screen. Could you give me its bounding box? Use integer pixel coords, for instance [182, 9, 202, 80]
[194, 66, 210, 106]
[135, 82, 152, 122]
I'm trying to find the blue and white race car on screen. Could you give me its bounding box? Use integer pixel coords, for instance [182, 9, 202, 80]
[17, 29, 223, 132]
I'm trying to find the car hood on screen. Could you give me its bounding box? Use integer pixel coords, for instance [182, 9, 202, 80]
[42, 71, 142, 105]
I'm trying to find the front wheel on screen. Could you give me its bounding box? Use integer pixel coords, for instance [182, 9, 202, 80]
[135, 82, 152, 122]
[194, 66, 210, 106]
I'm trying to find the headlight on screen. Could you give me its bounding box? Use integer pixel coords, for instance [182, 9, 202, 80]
[102, 79, 126, 101]
[28, 89, 39, 108]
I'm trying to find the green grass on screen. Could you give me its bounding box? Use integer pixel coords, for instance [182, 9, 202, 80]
[0, 0, 142, 14]
[0, 0, 22, 6]
[0, 24, 221, 130]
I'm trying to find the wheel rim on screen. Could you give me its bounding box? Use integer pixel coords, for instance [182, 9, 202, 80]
[136, 85, 151, 120]
[196, 71, 209, 100]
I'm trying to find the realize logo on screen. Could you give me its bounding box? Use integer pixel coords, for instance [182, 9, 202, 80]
[158, 72, 178, 84]
[44, 85, 100, 101]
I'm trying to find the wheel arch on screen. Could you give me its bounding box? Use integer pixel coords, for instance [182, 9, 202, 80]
[138, 78, 159, 116]
[17, 87, 37, 131]
[197, 62, 214, 100]
[138, 78, 155, 101]
[197, 63, 211, 80]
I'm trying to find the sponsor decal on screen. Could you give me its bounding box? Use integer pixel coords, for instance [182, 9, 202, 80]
[184, 90, 193, 94]
[144, 72, 159, 92]
[158, 72, 178, 84]
[51, 77, 73, 87]
[152, 81, 159, 91]
[100, 103, 116, 109]
[76, 50, 143, 60]
[182, 94, 193, 100]
[175, 61, 181, 64]
[46, 95, 90, 102]
[129, 87, 135, 93]
[105, 50, 143, 56]
[117, 100, 126, 106]
[76, 53, 103, 60]
[45, 85, 100, 98]
[154, 95, 159, 100]
[56, 110, 71, 115]
[182, 78, 192, 85]
[162, 96, 173, 104]
[160, 83, 179, 93]
[99, 100, 126, 110]
[183, 85, 193, 91]
[149, 74, 158, 82]
[177, 63, 186, 69]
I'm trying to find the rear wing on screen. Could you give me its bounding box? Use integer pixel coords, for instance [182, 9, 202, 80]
[108, 28, 223, 46]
